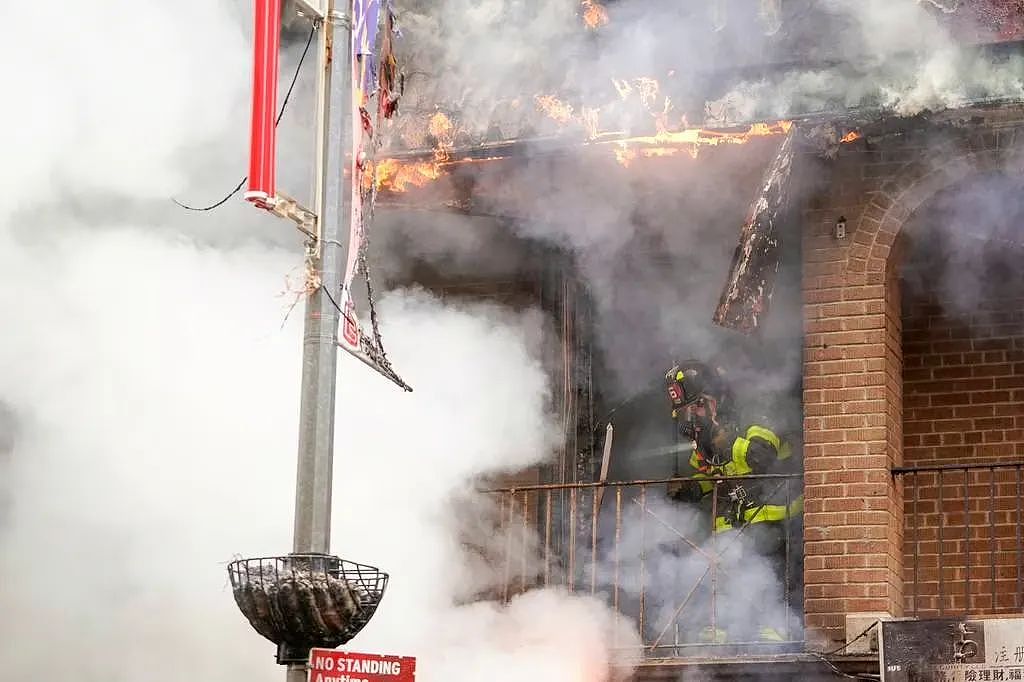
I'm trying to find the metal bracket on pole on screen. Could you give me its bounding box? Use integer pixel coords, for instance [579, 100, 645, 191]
[267, 192, 319, 242]
[291, 0, 326, 19]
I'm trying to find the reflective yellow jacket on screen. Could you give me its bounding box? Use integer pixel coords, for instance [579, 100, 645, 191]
[668, 424, 803, 533]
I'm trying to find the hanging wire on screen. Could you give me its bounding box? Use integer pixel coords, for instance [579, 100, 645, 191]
[172, 22, 317, 212]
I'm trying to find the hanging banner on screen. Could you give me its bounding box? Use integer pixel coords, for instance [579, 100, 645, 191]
[338, 0, 379, 357]
[337, 1, 411, 391]
[246, 0, 283, 207]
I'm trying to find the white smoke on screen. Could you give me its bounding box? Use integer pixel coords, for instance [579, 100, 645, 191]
[708, 0, 1024, 124]
[391, 0, 1024, 137]
[0, 1, 641, 680]
[0, 2, 248, 212]
[900, 171, 1024, 320]
[593, 493, 801, 649]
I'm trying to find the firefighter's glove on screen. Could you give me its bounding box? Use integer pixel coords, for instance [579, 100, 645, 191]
[667, 480, 702, 504]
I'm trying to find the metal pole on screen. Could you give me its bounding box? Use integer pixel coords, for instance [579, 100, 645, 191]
[287, 2, 351, 681]
[292, 0, 351, 558]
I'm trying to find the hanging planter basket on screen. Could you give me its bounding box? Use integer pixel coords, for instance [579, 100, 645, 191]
[228, 554, 389, 664]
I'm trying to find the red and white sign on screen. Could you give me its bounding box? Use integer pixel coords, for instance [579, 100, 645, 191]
[309, 649, 416, 682]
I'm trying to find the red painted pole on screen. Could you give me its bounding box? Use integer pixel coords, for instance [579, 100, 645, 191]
[246, 0, 282, 208]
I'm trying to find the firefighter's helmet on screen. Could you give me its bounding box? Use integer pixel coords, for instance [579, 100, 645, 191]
[664, 360, 719, 410]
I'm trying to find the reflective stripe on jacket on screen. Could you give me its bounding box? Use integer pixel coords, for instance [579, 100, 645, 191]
[714, 496, 804, 532]
[685, 424, 802, 532]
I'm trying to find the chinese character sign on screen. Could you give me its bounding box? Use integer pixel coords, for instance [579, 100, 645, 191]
[882, 618, 1024, 682]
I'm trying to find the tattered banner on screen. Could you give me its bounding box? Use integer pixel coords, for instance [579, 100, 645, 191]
[339, 0, 411, 391]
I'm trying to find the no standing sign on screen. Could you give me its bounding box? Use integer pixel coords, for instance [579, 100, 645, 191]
[309, 649, 416, 682]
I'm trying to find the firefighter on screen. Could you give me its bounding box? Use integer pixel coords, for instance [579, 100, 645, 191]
[663, 360, 803, 645]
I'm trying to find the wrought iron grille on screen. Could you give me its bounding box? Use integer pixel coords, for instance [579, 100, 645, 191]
[227, 554, 389, 664]
[895, 461, 1024, 618]
[483, 472, 804, 659]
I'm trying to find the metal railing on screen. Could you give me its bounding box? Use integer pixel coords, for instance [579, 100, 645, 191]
[894, 461, 1024, 618]
[483, 473, 804, 658]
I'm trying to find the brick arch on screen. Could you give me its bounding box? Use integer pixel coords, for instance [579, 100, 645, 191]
[847, 138, 1024, 275]
[800, 122, 1024, 648]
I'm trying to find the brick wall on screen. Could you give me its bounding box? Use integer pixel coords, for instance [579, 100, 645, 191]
[800, 112, 1024, 648]
[900, 283, 1024, 617]
[903, 294, 1024, 465]
[801, 153, 908, 649]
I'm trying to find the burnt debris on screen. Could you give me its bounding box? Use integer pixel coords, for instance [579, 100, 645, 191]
[713, 130, 796, 335]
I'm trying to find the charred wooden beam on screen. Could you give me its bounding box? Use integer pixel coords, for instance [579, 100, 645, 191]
[380, 96, 1022, 165]
[712, 129, 796, 335]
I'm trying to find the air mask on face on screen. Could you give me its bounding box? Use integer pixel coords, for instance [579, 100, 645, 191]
[679, 397, 722, 469]
[665, 361, 728, 469]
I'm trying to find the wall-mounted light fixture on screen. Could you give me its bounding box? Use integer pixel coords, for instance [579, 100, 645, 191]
[834, 215, 847, 240]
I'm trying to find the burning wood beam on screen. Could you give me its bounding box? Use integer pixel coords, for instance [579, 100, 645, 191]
[380, 95, 1022, 165]
[712, 129, 796, 335]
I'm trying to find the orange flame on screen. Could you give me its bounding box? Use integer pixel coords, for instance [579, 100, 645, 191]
[373, 155, 509, 194]
[372, 158, 443, 192]
[428, 111, 455, 162]
[580, 107, 601, 140]
[613, 145, 637, 168]
[535, 95, 602, 140]
[535, 94, 575, 126]
[612, 120, 793, 166]
[581, 1, 609, 29]
[622, 120, 792, 147]
[840, 130, 862, 144]
[613, 144, 690, 168]
[376, 119, 797, 185]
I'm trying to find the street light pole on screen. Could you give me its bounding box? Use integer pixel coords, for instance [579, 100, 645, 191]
[291, 0, 351, 558]
[287, 2, 352, 681]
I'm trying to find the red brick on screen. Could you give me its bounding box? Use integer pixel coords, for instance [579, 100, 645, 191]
[802, 141, 1024, 638]
[972, 391, 1011, 404]
[848, 568, 892, 584]
[898, 275, 1024, 620]
[953, 405, 995, 418]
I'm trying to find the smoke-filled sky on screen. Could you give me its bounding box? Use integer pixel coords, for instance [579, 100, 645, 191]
[2, 0, 1023, 680]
